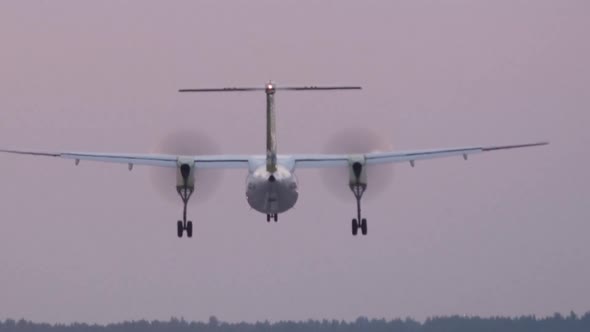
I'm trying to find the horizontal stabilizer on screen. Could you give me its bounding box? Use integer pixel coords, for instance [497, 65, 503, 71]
[179, 87, 263, 92]
[179, 85, 361, 93]
[277, 86, 361, 91]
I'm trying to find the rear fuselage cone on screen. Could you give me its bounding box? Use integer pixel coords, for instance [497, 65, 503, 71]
[246, 164, 298, 214]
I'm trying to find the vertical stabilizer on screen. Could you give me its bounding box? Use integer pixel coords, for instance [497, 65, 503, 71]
[265, 82, 277, 173]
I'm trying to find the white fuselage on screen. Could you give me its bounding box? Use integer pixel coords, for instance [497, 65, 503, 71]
[246, 164, 298, 214]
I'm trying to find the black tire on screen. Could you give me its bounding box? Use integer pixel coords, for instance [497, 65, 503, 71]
[177, 220, 184, 238]
[267, 214, 271, 222]
[186, 221, 193, 238]
[274, 214, 278, 222]
[361, 218, 367, 235]
[352, 219, 358, 236]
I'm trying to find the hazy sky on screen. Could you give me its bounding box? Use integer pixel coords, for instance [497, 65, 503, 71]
[0, 0, 588, 325]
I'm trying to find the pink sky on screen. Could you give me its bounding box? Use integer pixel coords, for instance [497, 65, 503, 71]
[0, 0, 588, 324]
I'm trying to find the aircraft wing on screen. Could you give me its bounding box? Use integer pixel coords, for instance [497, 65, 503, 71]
[291, 142, 548, 168]
[0, 142, 547, 170]
[0, 149, 252, 169]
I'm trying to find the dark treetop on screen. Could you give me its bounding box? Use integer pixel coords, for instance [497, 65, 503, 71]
[2, 312, 590, 332]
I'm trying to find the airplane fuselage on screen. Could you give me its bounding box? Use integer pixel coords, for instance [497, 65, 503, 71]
[246, 164, 298, 214]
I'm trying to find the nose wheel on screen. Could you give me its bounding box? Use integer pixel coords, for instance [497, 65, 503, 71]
[266, 213, 278, 222]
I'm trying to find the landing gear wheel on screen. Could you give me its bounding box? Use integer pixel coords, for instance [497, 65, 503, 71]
[186, 221, 193, 238]
[361, 218, 367, 235]
[267, 214, 271, 222]
[273, 214, 278, 222]
[352, 218, 359, 236]
[177, 220, 183, 238]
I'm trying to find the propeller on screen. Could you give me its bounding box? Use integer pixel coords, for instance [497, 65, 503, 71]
[149, 130, 221, 205]
[321, 128, 395, 201]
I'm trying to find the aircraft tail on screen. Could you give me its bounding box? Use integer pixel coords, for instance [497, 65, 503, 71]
[179, 82, 362, 173]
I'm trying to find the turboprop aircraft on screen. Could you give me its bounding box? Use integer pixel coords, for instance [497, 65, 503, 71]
[0, 81, 548, 238]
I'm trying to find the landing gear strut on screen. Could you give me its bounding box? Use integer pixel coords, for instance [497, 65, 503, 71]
[350, 182, 367, 236]
[176, 160, 195, 238]
[349, 158, 368, 236]
[177, 184, 193, 238]
[266, 213, 278, 222]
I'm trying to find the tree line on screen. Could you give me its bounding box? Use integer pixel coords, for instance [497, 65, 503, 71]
[1, 312, 590, 332]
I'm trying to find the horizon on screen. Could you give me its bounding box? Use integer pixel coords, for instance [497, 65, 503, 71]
[3, 310, 590, 325]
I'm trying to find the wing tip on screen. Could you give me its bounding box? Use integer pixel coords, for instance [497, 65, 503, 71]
[482, 141, 549, 152]
[0, 149, 60, 157]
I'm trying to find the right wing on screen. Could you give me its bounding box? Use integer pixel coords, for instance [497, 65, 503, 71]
[289, 142, 549, 169]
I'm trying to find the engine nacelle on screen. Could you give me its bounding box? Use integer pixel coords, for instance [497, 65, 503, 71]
[176, 157, 195, 189]
[348, 155, 367, 187]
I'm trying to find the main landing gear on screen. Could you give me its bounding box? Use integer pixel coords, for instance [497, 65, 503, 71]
[176, 161, 195, 238]
[350, 182, 367, 236]
[349, 158, 368, 236]
[177, 185, 193, 238]
[266, 213, 278, 222]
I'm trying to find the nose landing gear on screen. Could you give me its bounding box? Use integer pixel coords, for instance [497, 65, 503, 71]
[349, 157, 368, 236]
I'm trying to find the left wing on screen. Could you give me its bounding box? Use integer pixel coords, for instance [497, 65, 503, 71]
[289, 142, 548, 169]
[0, 149, 252, 169]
